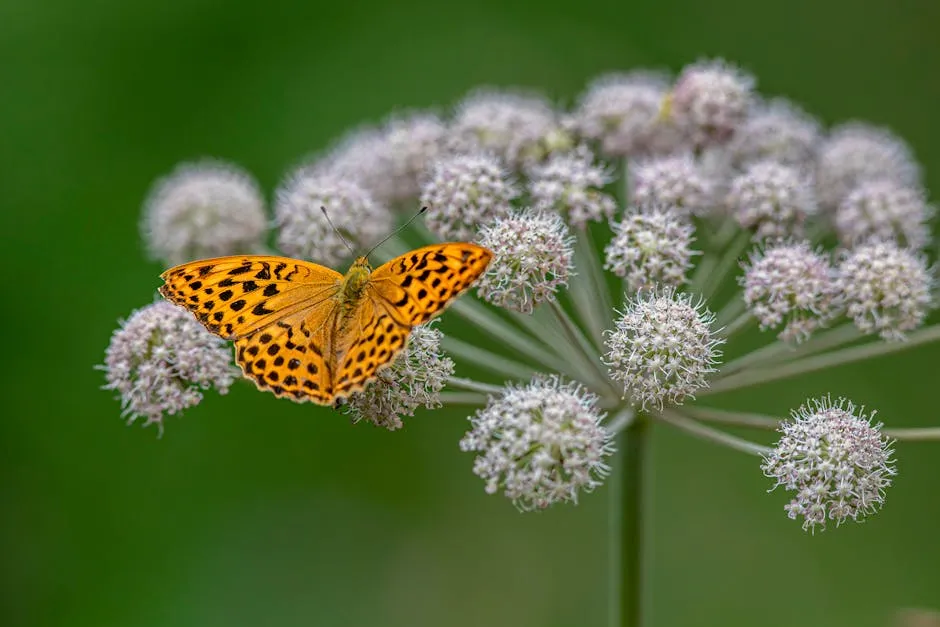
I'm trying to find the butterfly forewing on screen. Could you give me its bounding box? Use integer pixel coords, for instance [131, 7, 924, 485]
[160, 256, 343, 339]
[368, 243, 493, 326]
[160, 255, 344, 404]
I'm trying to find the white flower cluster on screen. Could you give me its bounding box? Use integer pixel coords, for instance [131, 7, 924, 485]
[475, 209, 575, 313]
[275, 170, 392, 266]
[102, 302, 240, 431]
[762, 397, 896, 532]
[605, 289, 724, 409]
[605, 205, 698, 292]
[142, 160, 267, 266]
[459, 376, 614, 510]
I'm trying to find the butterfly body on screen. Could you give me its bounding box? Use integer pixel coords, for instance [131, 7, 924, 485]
[159, 244, 492, 406]
[338, 257, 373, 319]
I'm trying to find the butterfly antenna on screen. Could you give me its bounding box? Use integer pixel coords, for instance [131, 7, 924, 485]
[363, 206, 428, 260]
[320, 206, 357, 256]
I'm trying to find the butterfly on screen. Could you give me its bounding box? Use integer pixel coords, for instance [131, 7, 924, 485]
[159, 244, 492, 406]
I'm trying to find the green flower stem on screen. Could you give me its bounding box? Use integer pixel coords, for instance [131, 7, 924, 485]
[582, 226, 615, 318]
[570, 227, 613, 348]
[656, 409, 772, 456]
[440, 336, 536, 381]
[449, 299, 578, 377]
[620, 157, 632, 206]
[681, 406, 780, 429]
[883, 427, 940, 441]
[805, 220, 827, 245]
[718, 323, 860, 379]
[438, 391, 488, 405]
[788, 323, 862, 360]
[699, 229, 751, 300]
[715, 297, 746, 328]
[610, 413, 648, 627]
[606, 406, 636, 433]
[720, 311, 754, 339]
[687, 255, 717, 295]
[708, 217, 740, 248]
[509, 307, 570, 358]
[446, 376, 507, 395]
[703, 324, 940, 396]
[681, 406, 940, 441]
[548, 300, 619, 398]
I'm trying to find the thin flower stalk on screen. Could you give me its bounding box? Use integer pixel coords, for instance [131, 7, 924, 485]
[698, 229, 752, 298]
[657, 409, 773, 456]
[438, 391, 489, 406]
[705, 324, 940, 395]
[440, 336, 538, 381]
[882, 428, 940, 441]
[715, 296, 747, 328]
[680, 405, 782, 429]
[508, 307, 572, 356]
[446, 376, 508, 396]
[719, 311, 754, 339]
[569, 228, 614, 347]
[448, 299, 576, 375]
[548, 300, 619, 397]
[680, 406, 940, 441]
[718, 322, 861, 378]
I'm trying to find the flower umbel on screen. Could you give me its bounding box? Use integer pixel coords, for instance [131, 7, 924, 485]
[420, 153, 518, 240]
[450, 89, 564, 169]
[574, 71, 680, 157]
[376, 111, 449, 205]
[630, 154, 715, 217]
[604, 204, 698, 293]
[667, 58, 755, 147]
[315, 113, 447, 207]
[834, 179, 935, 250]
[528, 146, 617, 228]
[345, 324, 454, 431]
[727, 98, 821, 167]
[762, 396, 896, 532]
[475, 208, 575, 313]
[459, 375, 615, 511]
[837, 240, 933, 341]
[740, 240, 839, 343]
[101, 301, 240, 431]
[141, 160, 267, 266]
[605, 289, 724, 409]
[275, 170, 393, 266]
[727, 161, 816, 240]
[815, 122, 921, 210]
[117, 57, 940, 555]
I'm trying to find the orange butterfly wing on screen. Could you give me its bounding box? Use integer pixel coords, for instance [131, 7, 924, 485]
[159, 255, 343, 403]
[329, 243, 493, 399]
[159, 244, 492, 406]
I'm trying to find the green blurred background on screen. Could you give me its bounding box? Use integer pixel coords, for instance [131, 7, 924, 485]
[2, 0, 939, 625]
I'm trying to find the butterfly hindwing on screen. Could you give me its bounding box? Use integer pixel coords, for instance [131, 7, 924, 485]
[368, 243, 493, 326]
[234, 300, 339, 404]
[331, 297, 410, 399]
[160, 255, 343, 339]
